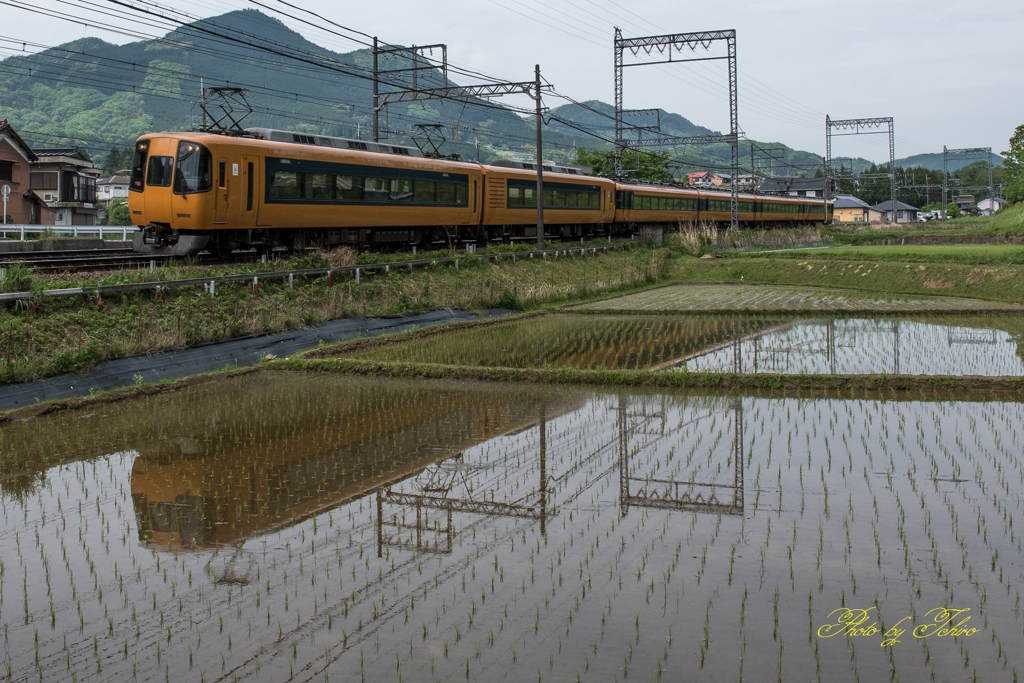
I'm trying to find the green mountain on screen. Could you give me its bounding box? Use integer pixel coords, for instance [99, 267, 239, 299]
[0, 8, 828, 179]
[895, 152, 1004, 172]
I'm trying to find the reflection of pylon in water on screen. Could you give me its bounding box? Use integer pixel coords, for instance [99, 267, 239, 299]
[619, 396, 744, 516]
[376, 418, 553, 558]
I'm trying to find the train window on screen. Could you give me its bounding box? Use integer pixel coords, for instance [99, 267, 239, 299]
[435, 181, 455, 204]
[415, 180, 436, 203]
[173, 141, 212, 194]
[218, 161, 226, 189]
[364, 177, 389, 202]
[149, 503, 176, 533]
[506, 180, 596, 210]
[310, 174, 332, 200]
[507, 185, 524, 207]
[131, 141, 149, 192]
[454, 182, 467, 205]
[336, 176, 362, 200]
[269, 171, 300, 199]
[146, 156, 173, 187]
[389, 178, 413, 202]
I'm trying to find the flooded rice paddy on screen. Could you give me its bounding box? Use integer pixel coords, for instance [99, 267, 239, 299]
[681, 317, 1024, 376]
[2, 371, 1023, 682]
[341, 312, 1024, 376]
[573, 283, 1024, 313]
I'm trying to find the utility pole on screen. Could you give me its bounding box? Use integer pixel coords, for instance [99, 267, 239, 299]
[535, 64, 545, 251]
[942, 145, 948, 220]
[372, 36, 379, 143]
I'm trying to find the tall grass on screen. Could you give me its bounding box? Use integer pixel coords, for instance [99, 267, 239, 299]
[666, 222, 825, 256]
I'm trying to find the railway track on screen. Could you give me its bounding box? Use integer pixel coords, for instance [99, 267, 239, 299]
[0, 248, 260, 273]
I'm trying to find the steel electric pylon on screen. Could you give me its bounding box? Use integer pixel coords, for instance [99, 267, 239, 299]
[826, 116, 895, 224]
[614, 28, 741, 230]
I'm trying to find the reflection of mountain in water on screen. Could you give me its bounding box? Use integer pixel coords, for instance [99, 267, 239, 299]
[128, 374, 582, 551]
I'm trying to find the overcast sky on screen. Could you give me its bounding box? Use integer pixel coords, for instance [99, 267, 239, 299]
[2, 0, 1020, 162]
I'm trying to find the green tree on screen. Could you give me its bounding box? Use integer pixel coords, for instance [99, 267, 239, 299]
[105, 197, 132, 226]
[573, 148, 674, 182]
[101, 147, 135, 176]
[1003, 124, 1024, 204]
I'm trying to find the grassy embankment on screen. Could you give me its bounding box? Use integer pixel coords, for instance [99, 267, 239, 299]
[667, 205, 1024, 303]
[0, 245, 667, 384]
[819, 203, 1024, 245]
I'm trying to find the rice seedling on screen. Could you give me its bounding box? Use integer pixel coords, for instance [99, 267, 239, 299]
[0, 370, 1022, 680]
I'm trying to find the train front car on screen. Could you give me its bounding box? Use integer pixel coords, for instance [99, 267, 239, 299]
[481, 161, 616, 242]
[129, 129, 485, 257]
[128, 134, 220, 256]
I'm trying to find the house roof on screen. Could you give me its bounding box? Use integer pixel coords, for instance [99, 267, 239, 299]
[97, 175, 130, 186]
[34, 148, 93, 163]
[873, 200, 920, 212]
[832, 194, 872, 210]
[688, 171, 711, 178]
[758, 177, 824, 193]
[22, 190, 53, 208]
[0, 119, 39, 162]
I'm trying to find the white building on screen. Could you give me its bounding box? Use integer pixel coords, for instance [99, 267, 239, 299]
[96, 175, 130, 203]
[978, 197, 1005, 216]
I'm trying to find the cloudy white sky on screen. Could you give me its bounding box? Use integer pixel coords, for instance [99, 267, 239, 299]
[2, 0, 1020, 162]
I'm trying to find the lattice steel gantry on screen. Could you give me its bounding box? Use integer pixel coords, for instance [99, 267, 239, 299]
[825, 116, 895, 224]
[614, 28, 741, 230]
[372, 47, 552, 248]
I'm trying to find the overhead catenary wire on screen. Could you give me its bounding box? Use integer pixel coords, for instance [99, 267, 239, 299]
[3, 0, 864, 176]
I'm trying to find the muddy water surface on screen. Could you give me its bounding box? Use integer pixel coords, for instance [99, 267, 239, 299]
[1, 371, 1022, 681]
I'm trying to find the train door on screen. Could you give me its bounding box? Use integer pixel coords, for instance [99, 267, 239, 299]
[238, 156, 257, 228]
[215, 158, 228, 224]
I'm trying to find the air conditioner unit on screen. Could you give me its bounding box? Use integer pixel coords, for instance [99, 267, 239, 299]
[44, 194, 52, 201]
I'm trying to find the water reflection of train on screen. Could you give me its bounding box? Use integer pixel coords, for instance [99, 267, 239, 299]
[130, 377, 579, 551]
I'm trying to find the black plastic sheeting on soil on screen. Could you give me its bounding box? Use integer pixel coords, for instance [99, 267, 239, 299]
[0, 309, 514, 411]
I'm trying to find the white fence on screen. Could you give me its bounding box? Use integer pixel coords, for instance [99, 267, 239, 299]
[0, 224, 132, 241]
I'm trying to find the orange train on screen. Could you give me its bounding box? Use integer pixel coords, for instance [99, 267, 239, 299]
[128, 127, 831, 256]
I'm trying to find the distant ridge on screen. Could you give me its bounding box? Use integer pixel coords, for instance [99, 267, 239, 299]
[0, 8, 841, 174]
[896, 152, 1004, 172]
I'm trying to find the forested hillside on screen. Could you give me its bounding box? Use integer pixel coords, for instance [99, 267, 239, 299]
[0, 8, 834, 178]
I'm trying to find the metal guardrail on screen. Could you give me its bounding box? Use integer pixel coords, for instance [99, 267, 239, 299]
[1, 224, 132, 240]
[0, 244, 628, 302]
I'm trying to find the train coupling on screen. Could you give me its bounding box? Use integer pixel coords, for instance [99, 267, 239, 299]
[133, 225, 211, 257]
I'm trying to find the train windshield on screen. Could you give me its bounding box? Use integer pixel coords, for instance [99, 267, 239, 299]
[146, 156, 173, 187]
[130, 140, 148, 192]
[173, 141, 213, 194]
